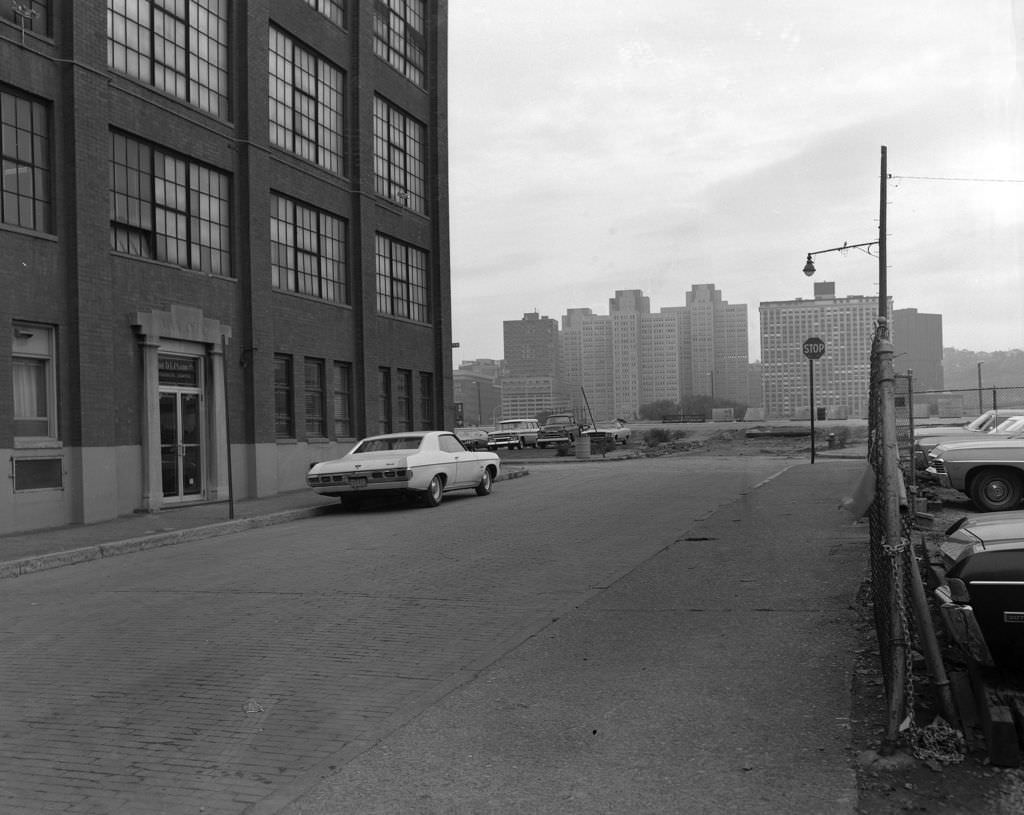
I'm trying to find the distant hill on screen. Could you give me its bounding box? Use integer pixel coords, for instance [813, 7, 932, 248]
[943, 348, 1024, 390]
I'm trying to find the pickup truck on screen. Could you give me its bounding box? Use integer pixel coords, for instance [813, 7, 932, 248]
[536, 414, 581, 448]
[925, 436, 1024, 512]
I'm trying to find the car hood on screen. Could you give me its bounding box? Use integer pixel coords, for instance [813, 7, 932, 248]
[931, 437, 1024, 456]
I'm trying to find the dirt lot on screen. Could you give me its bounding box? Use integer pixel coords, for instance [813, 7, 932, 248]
[504, 425, 1024, 812]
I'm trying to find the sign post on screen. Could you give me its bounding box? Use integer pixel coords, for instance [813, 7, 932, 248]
[802, 337, 826, 463]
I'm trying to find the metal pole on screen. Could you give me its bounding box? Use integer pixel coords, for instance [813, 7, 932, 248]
[977, 362, 984, 415]
[809, 358, 815, 464]
[878, 146, 888, 333]
[906, 370, 916, 495]
[222, 335, 235, 521]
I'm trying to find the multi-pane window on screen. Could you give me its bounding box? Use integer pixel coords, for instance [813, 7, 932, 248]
[378, 367, 392, 434]
[12, 323, 57, 440]
[269, 27, 344, 175]
[372, 96, 425, 213]
[109, 131, 231, 275]
[10, 0, 50, 37]
[373, 0, 424, 86]
[396, 368, 412, 431]
[418, 371, 433, 429]
[304, 0, 345, 27]
[333, 361, 353, 438]
[274, 355, 294, 438]
[375, 234, 429, 322]
[304, 358, 326, 437]
[1, 87, 52, 233]
[107, 0, 229, 118]
[270, 194, 347, 304]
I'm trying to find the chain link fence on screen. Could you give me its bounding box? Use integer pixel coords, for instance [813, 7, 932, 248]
[858, 357, 999, 760]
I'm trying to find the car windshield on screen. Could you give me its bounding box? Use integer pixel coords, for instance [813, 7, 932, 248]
[993, 417, 1024, 432]
[354, 436, 424, 453]
[499, 422, 529, 430]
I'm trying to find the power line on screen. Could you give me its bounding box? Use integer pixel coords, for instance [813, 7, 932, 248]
[890, 174, 1024, 184]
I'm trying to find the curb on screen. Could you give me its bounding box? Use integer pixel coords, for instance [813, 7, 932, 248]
[0, 467, 531, 580]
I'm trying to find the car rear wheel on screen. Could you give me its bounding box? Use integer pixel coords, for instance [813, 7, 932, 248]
[421, 474, 444, 507]
[475, 468, 493, 496]
[970, 469, 1024, 512]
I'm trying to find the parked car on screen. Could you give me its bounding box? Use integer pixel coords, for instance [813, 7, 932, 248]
[925, 437, 1024, 511]
[453, 426, 490, 450]
[933, 510, 1024, 666]
[486, 418, 540, 450]
[914, 415, 1024, 470]
[915, 408, 1024, 440]
[537, 413, 581, 447]
[583, 419, 632, 445]
[306, 430, 500, 510]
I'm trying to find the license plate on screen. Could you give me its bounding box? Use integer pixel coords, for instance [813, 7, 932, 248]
[348, 477, 367, 488]
[1004, 612, 1024, 624]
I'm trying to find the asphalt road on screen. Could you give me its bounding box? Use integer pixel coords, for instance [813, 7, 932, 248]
[0, 455, 864, 814]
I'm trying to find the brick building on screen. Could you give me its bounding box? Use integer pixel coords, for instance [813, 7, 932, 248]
[2, 1, 452, 534]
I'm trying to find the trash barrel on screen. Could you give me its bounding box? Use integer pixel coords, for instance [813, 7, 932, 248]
[575, 434, 591, 459]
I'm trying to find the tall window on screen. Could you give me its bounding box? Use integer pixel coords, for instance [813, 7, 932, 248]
[1, 87, 52, 233]
[107, 0, 229, 118]
[373, 0, 425, 86]
[372, 96, 425, 213]
[304, 0, 345, 27]
[270, 194, 347, 304]
[333, 361, 353, 438]
[304, 358, 326, 437]
[274, 355, 294, 439]
[269, 27, 344, 175]
[378, 367, 392, 434]
[395, 369, 412, 431]
[375, 234, 429, 323]
[109, 131, 231, 275]
[12, 323, 57, 440]
[418, 371, 433, 429]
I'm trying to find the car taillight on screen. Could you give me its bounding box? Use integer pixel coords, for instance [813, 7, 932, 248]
[947, 577, 971, 604]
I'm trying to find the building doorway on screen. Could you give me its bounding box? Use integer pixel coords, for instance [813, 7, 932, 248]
[158, 356, 205, 502]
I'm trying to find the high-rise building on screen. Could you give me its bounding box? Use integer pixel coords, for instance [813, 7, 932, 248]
[559, 286, 748, 421]
[2, 2, 451, 534]
[500, 313, 566, 419]
[759, 282, 888, 419]
[892, 308, 944, 392]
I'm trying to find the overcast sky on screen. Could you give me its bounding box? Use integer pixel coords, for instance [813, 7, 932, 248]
[446, 1, 1024, 364]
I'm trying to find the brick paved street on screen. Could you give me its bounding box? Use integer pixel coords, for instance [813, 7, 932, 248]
[0, 457, 848, 813]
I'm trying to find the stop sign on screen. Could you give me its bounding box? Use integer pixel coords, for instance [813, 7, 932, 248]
[802, 337, 826, 359]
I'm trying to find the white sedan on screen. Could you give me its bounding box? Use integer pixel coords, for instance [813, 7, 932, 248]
[584, 420, 632, 445]
[306, 430, 500, 510]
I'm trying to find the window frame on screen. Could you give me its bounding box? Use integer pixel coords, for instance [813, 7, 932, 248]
[378, 367, 392, 435]
[270, 193, 348, 304]
[0, 85, 53, 233]
[106, 0, 230, 118]
[372, 96, 426, 213]
[109, 130, 232, 276]
[274, 354, 295, 439]
[375, 233, 430, 323]
[418, 371, 434, 430]
[269, 27, 344, 175]
[304, 357, 327, 438]
[12, 322, 58, 443]
[372, 0, 425, 87]
[332, 361, 354, 439]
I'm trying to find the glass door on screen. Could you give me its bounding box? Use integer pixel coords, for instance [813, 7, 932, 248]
[160, 390, 203, 500]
